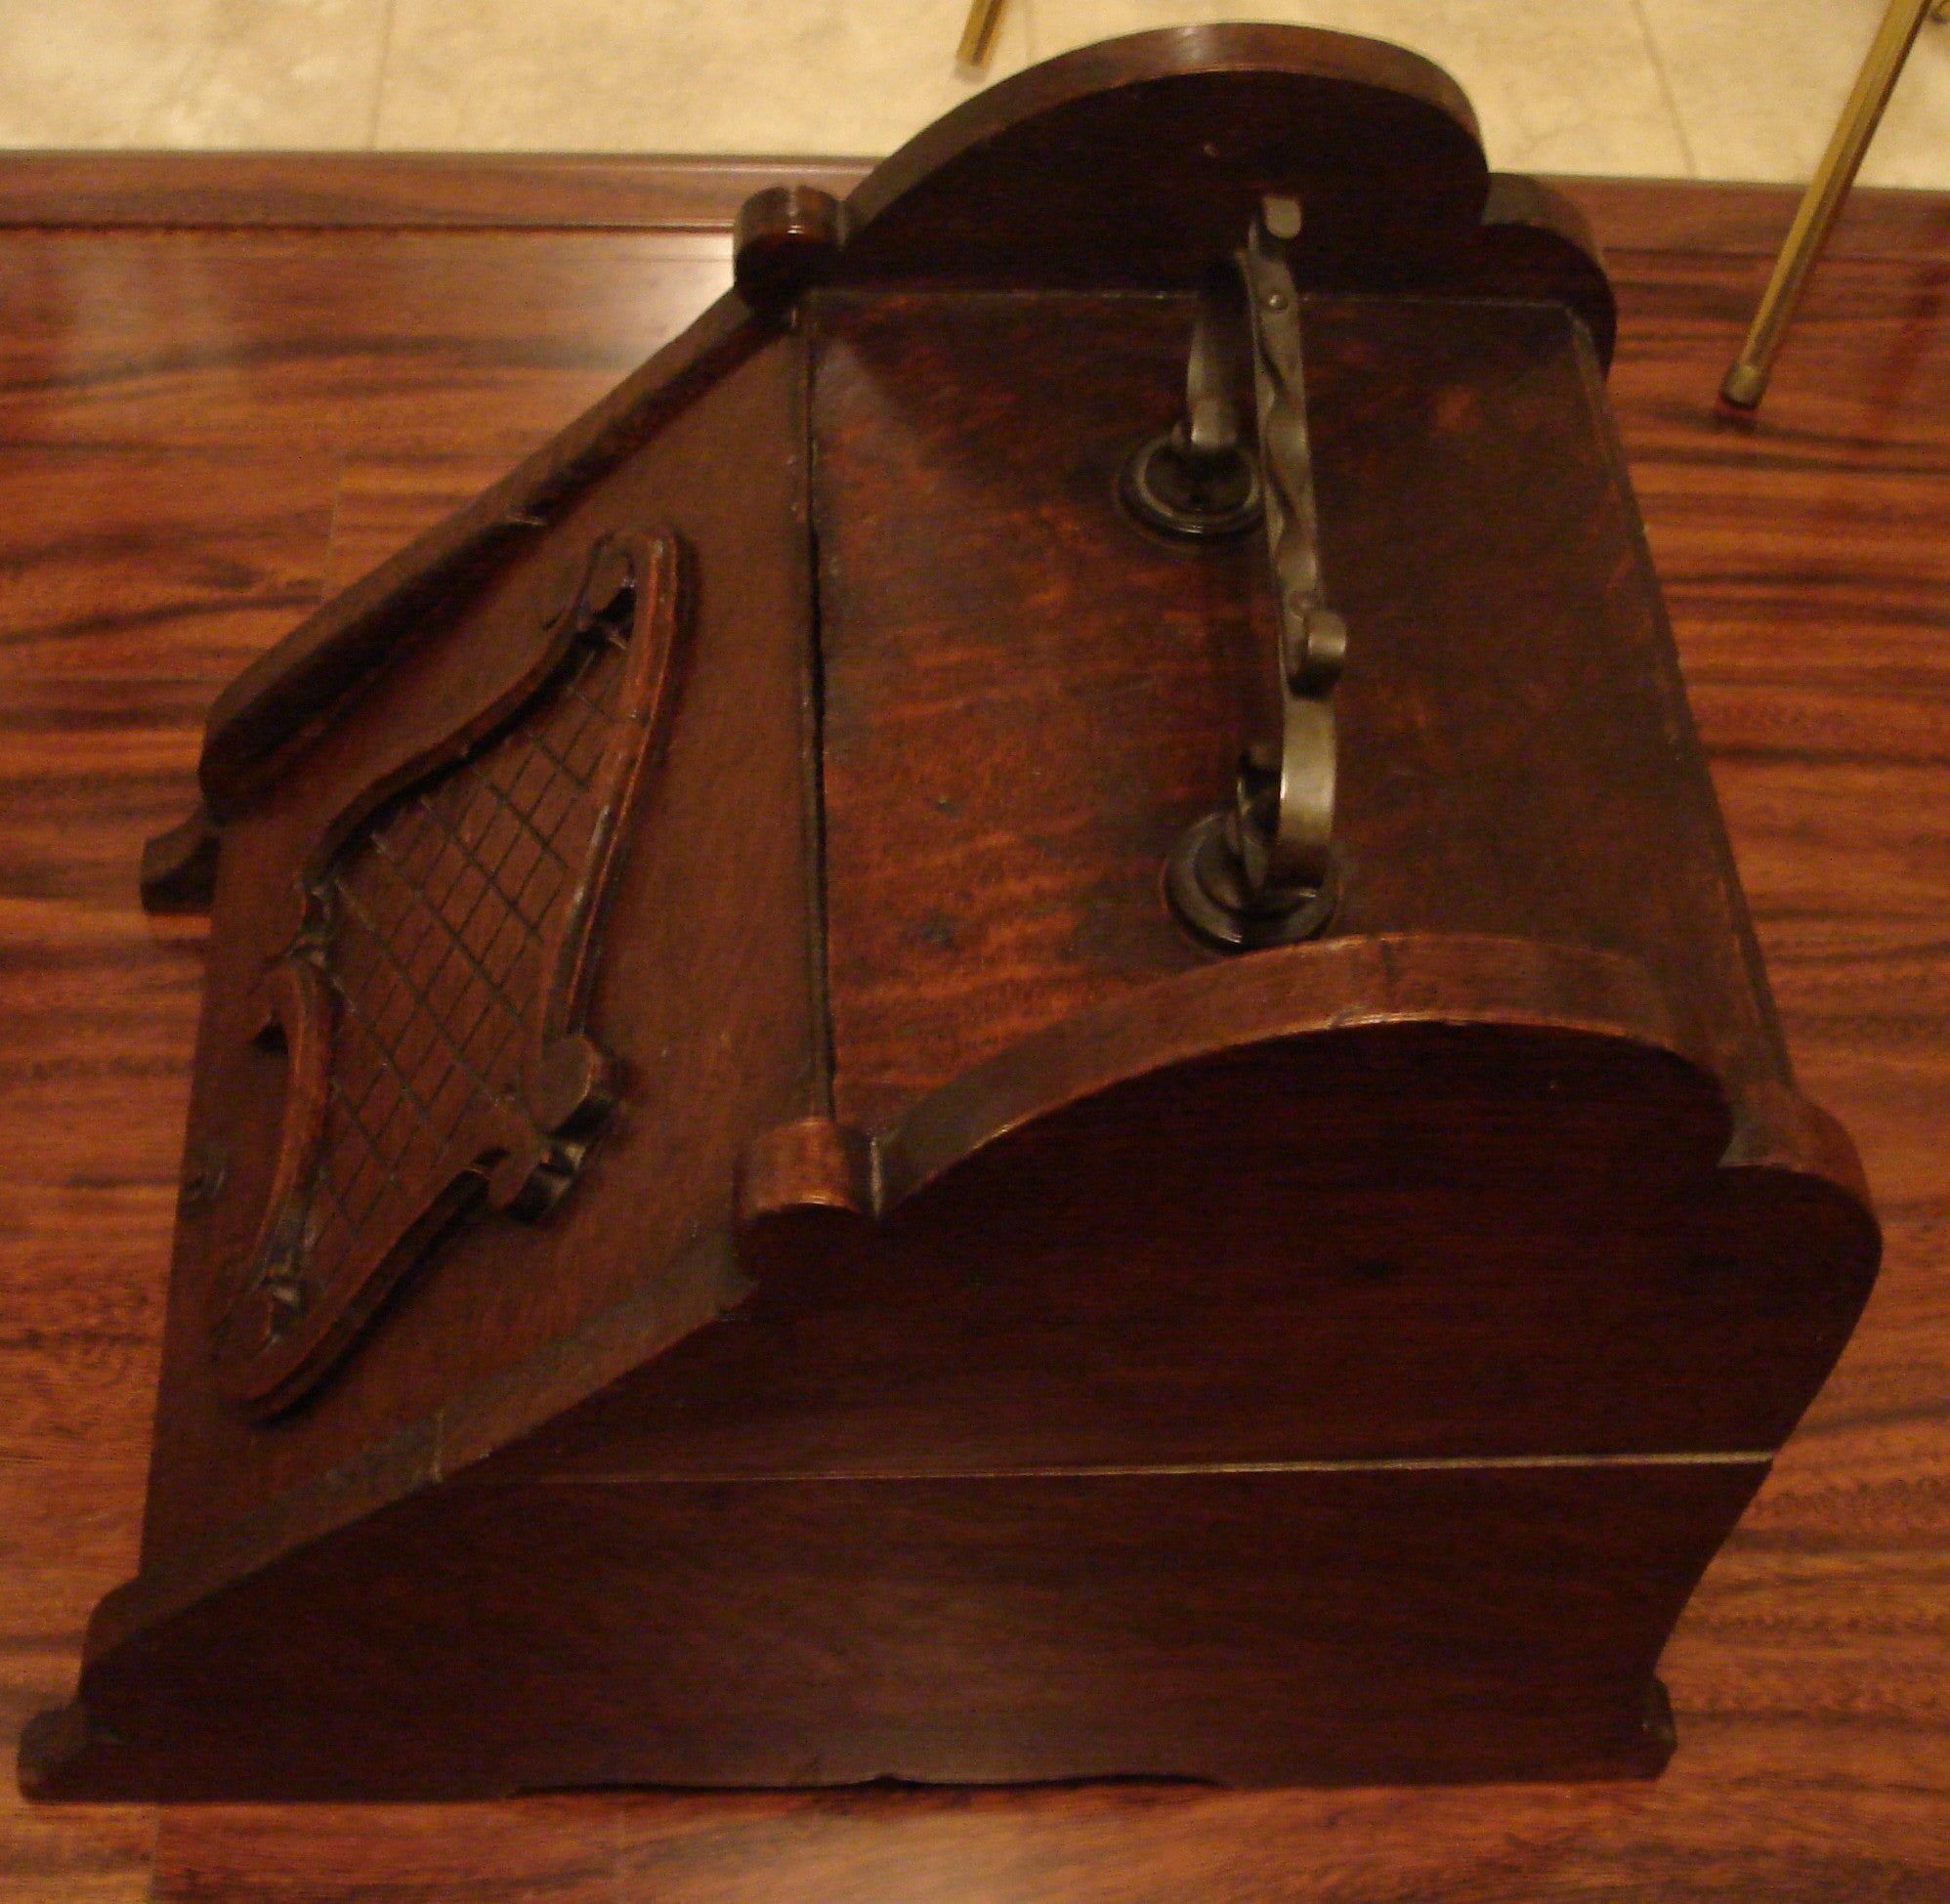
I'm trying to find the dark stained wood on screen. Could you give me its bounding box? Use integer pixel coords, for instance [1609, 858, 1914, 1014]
[0, 151, 871, 232]
[1570, 173, 1950, 258]
[732, 185, 847, 310]
[1465, 173, 1617, 363]
[136, 806, 220, 913]
[737, 1116, 877, 1226]
[810, 288, 1760, 1132]
[191, 28, 1622, 829]
[37, 36, 1864, 1803]
[9, 148, 1950, 277]
[465, 951, 1872, 1489]
[129, 327, 821, 1563]
[820, 23, 1601, 365]
[0, 258, 338, 1904]
[0, 37, 1887, 1817]
[207, 531, 692, 1417]
[834, 23, 1482, 290]
[0, 157, 1944, 1901]
[33, 1460, 1771, 1799]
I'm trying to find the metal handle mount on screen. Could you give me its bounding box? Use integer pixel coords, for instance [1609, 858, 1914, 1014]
[1123, 195, 1343, 951]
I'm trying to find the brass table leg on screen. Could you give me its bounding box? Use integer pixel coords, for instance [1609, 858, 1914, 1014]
[1721, 0, 1937, 408]
[957, 0, 1009, 70]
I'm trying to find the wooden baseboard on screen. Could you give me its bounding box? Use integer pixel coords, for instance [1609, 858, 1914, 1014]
[0, 152, 873, 232]
[1563, 175, 1950, 259]
[3, 150, 1950, 263]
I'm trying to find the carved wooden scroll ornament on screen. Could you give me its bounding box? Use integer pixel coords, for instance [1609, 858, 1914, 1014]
[209, 531, 686, 1417]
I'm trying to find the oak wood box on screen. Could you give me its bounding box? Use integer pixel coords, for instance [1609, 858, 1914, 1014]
[21, 26, 1879, 1801]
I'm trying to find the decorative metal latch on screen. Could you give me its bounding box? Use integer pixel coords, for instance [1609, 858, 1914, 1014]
[1123, 194, 1344, 951]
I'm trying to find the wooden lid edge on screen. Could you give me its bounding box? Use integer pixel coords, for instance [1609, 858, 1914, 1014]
[877, 932, 1719, 1206]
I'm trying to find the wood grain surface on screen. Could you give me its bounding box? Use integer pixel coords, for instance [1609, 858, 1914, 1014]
[5, 151, 1950, 266]
[0, 166, 1944, 1896]
[809, 288, 1759, 1125]
[0, 152, 876, 232]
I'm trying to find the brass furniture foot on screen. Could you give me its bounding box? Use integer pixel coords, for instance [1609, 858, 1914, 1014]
[1722, 0, 1937, 408]
[957, 0, 1009, 71]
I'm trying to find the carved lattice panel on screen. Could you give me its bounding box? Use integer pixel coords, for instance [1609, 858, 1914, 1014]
[210, 532, 686, 1417]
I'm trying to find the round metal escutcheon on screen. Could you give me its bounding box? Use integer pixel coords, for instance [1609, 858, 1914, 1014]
[1120, 432, 1262, 539]
[1166, 811, 1338, 952]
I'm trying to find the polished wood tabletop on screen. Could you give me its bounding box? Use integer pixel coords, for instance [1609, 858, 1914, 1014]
[0, 160, 1944, 1900]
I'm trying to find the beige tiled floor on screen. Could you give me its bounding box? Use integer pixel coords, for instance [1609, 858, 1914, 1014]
[0, 0, 1944, 184]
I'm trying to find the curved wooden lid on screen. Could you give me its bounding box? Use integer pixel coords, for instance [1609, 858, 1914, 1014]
[837, 23, 1488, 290]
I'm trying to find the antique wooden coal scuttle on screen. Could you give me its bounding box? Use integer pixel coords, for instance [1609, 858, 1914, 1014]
[22, 25, 1880, 1801]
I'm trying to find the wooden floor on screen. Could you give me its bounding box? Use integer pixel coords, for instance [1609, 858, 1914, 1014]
[1, 165, 1946, 1900]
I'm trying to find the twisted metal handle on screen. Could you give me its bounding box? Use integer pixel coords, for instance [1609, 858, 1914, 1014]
[1237, 195, 1342, 903]
[1128, 195, 1344, 950]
